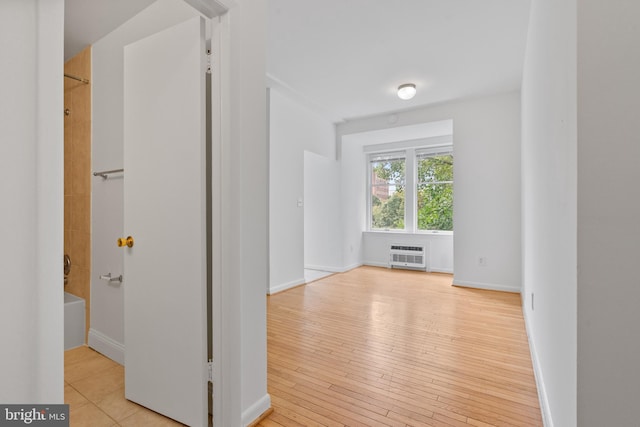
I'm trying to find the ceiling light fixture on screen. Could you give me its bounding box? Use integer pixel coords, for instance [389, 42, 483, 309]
[397, 83, 417, 100]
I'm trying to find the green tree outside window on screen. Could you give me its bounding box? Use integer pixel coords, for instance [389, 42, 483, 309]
[416, 154, 453, 231]
[371, 157, 405, 229]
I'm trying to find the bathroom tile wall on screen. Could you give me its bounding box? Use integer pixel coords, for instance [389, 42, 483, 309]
[64, 46, 91, 341]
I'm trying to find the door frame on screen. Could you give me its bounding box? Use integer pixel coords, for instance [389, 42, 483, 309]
[208, 7, 226, 427]
[192, 3, 233, 426]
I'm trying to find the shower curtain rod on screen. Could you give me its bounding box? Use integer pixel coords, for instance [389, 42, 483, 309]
[64, 73, 89, 84]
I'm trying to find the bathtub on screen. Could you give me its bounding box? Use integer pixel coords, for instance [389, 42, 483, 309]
[64, 292, 85, 350]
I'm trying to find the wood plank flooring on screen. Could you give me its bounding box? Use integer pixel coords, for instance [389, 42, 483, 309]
[258, 266, 541, 427]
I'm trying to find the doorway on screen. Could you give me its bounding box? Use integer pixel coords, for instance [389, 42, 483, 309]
[64, 2, 226, 425]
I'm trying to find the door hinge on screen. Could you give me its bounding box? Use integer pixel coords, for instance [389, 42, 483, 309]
[206, 49, 212, 74]
[208, 359, 213, 382]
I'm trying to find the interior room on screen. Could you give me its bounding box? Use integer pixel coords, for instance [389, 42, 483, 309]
[2, 0, 640, 426]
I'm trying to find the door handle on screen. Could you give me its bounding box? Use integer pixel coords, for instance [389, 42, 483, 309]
[100, 273, 123, 283]
[117, 236, 134, 248]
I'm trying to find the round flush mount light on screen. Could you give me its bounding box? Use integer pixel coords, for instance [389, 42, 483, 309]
[397, 83, 417, 100]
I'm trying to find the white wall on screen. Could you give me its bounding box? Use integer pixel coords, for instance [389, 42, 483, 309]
[268, 88, 337, 293]
[451, 94, 521, 292]
[576, 1, 640, 425]
[339, 92, 522, 292]
[304, 151, 342, 272]
[521, 0, 577, 425]
[0, 0, 64, 403]
[363, 232, 453, 273]
[91, 0, 202, 363]
[340, 137, 367, 269]
[224, 1, 270, 423]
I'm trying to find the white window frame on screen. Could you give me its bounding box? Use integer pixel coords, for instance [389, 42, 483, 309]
[414, 146, 454, 233]
[367, 151, 407, 231]
[366, 141, 453, 234]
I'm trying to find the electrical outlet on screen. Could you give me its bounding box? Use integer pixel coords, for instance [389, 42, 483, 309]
[478, 256, 487, 267]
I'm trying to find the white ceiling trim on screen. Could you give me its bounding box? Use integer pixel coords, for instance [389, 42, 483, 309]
[267, 73, 345, 124]
[362, 135, 453, 153]
[183, 0, 230, 18]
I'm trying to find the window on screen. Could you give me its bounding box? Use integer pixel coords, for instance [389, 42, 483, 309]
[416, 149, 453, 231]
[370, 152, 405, 230]
[368, 146, 453, 232]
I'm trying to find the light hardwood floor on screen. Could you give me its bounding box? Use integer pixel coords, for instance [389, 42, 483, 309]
[258, 266, 542, 427]
[66, 266, 540, 426]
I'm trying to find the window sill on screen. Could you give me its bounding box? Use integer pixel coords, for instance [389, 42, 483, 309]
[365, 230, 453, 236]
[416, 230, 453, 236]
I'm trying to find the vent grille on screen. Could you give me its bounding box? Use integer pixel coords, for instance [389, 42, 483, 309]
[391, 253, 424, 265]
[390, 244, 426, 269]
[390, 245, 423, 252]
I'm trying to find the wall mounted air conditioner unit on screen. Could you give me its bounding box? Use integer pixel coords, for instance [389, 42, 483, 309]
[389, 244, 426, 270]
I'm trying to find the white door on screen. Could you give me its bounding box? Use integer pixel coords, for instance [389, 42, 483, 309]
[123, 16, 207, 426]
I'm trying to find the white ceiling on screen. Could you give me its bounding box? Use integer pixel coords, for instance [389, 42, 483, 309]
[64, 0, 156, 60]
[64, 0, 532, 124]
[267, 0, 532, 123]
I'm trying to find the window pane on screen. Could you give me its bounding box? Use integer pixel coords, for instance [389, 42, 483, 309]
[417, 154, 453, 183]
[371, 187, 405, 230]
[417, 183, 453, 231]
[371, 158, 405, 186]
[371, 157, 405, 230]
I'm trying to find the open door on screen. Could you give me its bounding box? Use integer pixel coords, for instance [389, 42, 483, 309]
[123, 16, 207, 426]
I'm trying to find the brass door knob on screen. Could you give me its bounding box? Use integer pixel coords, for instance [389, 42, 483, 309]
[117, 236, 134, 248]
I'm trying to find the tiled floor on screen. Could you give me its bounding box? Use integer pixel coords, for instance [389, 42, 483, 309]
[64, 346, 184, 426]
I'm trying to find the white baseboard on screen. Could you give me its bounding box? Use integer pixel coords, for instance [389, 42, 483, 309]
[430, 267, 454, 274]
[304, 264, 343, 273]
[340, 262, 362, 273]
[242, 393, 271, 427]
[363, 261, 454, 275]
[88, 328, 125, 365]
[363, 261, 390, 268]
[270, 264, 364, 294]
[452, 279, 521, 293]
[523, 310, 553, 427]
[364, 261, 425, 271]
[268, 277, 305, 295]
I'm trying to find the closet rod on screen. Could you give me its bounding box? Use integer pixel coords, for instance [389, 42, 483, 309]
[64, 73, 90, 84]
